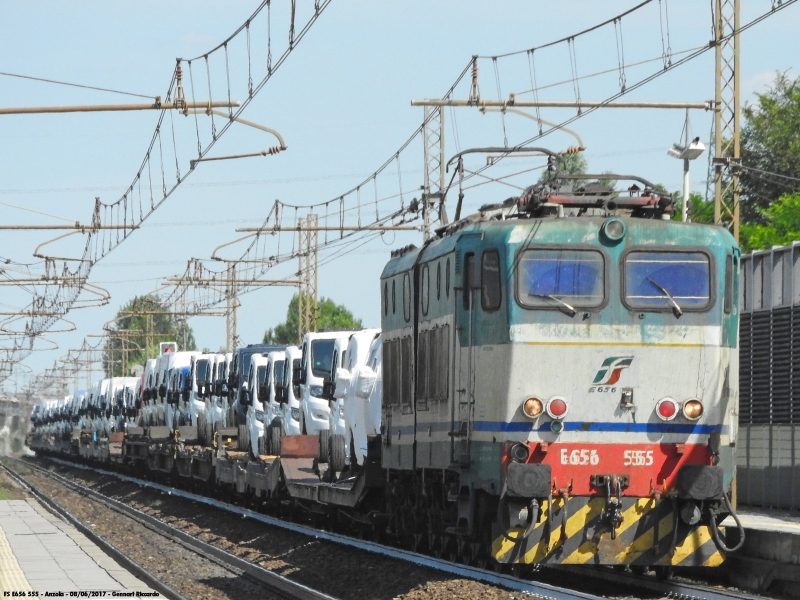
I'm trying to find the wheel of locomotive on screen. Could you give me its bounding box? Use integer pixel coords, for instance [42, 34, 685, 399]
[511, 564, 523, 578]
[318, 428, 330, 463]
[329, 433, 346, 473]
[268, 423, 282, 455]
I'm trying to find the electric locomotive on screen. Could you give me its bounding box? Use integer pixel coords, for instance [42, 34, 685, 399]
[380, 150, 739, 568]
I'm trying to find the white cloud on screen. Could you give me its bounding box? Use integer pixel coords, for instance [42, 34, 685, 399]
[743, 69, 796, 101]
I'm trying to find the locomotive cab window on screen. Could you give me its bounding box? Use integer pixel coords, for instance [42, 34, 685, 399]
[624, 250, 711, 311]
[516, 248, 605, 309]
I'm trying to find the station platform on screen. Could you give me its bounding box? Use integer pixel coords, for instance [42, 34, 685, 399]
[0, 499, 156, 595]
[721, 506, 800, 596]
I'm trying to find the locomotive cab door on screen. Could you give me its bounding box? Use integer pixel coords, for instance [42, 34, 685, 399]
[452, 236, 483, 467]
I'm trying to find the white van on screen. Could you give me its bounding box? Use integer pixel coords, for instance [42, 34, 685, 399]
[264, 350, 286, 454]
[153, 351, 175, 426]
[328, 329, 380, 470]
[142, 359, 157, 426]
[343, 334, 382, 466]
[166, 351, 199, 429]
[279, 345, 303, 436]
[244, 353, 272, 457]
[203, 353, 227, 442]
[190, 353, 213, 428]
[295, 332, 352, 442]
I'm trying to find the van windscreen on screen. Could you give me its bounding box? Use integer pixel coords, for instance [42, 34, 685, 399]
[273, 360, 285, 386]
[311, 339, 336, 378]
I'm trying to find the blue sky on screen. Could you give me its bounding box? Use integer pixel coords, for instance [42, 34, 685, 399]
[1, 1, 798, 392]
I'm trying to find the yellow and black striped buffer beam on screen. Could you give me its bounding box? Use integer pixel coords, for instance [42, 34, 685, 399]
[492, 497, 724, 566]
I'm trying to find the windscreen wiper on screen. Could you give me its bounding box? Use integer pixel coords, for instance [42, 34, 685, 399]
[529, 293, 576, 317]
[646, 277, 683, 317]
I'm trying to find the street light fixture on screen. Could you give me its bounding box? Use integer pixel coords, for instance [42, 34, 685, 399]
[668, 136, 706, 222]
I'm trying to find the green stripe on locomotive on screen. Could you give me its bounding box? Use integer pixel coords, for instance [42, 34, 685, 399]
[381, 217, 739, 349]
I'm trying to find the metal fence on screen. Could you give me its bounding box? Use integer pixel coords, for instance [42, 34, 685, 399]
[739, 243, 800, 509]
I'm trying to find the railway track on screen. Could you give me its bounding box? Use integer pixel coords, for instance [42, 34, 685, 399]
[8, 455, 772, 600]
[1, 458, 337, 600]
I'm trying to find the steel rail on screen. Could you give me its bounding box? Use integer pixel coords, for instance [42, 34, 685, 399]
[0, 461, 191, 600]
[6, 458, 337, 600]
[36, 457, 604, 600]
[35, 456, 769, 600]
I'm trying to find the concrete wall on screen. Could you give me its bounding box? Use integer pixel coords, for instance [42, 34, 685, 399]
[738, 424, 800, 510]
[0, 398, 31, 457]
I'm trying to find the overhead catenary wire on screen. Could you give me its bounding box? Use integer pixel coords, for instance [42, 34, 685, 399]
[2, 1, 334, 381]
[457, 1, 799, 190]
[0, 70, 155, 99]
[477, 0, 656, 59]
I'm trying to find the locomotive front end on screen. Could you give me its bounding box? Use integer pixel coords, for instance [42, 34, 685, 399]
[489, 215, 740, 568]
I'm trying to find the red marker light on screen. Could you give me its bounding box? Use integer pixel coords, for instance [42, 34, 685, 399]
[656, 397, 678, 421]
[546, 396, 568, 419]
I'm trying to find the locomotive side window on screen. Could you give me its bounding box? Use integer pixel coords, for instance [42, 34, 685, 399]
[383, 339, 398, 405]
[724, 255, 733, 314]
[436, 262, 441, 300]
[383, 281, 388, 316]
[416, 329, 429, 408]
[624, 250, 711, 310]
[384, 337, 412, 406]
[392, 279, 396, 314]
[463, 253, 476, 310]
[421, 264, 430, 317]
[517, 249, 605, 308]
[417, 325, 450, 406]
[481, 249, 502, 312]
[446, 258, 451, 298]
[403, 272, 411, 322]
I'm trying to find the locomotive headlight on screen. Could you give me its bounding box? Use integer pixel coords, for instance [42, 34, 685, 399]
[682, 399, 704, 420]
[546, 396, 568, 419]
[601, 217, 626, 242]
[522, 397, 544, 419]
[656, 397, 679, 421]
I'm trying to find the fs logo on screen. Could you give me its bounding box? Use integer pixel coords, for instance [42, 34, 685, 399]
[592, 356, 634, 385]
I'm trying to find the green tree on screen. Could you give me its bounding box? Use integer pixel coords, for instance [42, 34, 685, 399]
[740, 72, 800, 223]
[263, 294, 363, 345]
[540, 151, 588, 186]
[670, 192, 715, 224]
[740, 192, 800, 252]
[103, 295, 196, 376]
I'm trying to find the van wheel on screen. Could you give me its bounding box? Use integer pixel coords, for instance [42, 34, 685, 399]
[268, 424, 282, 456]
[318, 429, 330, 463]
[329, 433, 346, 473]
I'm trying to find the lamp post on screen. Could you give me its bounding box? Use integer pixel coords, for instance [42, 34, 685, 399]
[668, 136, 706, 222]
